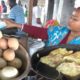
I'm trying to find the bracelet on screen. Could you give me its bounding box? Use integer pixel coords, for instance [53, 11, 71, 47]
[21, 24, 24, 31]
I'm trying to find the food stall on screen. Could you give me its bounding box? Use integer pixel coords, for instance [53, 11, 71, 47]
[0, 0, 80, 80]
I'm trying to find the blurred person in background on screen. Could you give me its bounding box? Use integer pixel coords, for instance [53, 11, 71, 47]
[18, 0, 22, 7]
[7, 0, 25, 24]
[32, 0, 42, 27]
[0, 5, 2, 13]
[7, 0, 25, 35]
[0, 5, 2, 15]
[1, 0, 7, 13]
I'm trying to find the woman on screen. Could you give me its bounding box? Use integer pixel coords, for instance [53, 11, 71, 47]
[3, 7, 80, 46]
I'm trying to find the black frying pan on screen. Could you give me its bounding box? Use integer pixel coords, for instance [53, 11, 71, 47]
[31, 44, 80, 80]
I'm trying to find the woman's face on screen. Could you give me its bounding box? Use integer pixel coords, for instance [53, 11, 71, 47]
[68, 10, 80, 32]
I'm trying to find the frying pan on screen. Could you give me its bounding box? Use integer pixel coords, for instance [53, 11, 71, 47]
[31, 44, 80, 80]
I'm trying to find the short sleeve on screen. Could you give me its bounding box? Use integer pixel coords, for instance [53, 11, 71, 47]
[8, 9, 15, 20]
[8, 5, 25, 24]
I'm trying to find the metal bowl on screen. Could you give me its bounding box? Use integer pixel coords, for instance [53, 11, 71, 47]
[5, 44, 31, 80]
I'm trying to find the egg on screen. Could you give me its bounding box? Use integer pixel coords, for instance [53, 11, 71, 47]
[0, 38, 8, 49]
[8, 38, 19, 50]
[0, 31, 3, 39]
[3, 49, 15, 61]
[1, 66, 18, 80]
[8, 57, 22, 69]
[0, 58, 7, 69]
[0, 49, 3, 57]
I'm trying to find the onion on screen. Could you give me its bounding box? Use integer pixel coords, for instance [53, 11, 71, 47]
[1, 66, 18, 79]
[0, 38, 8, 50]
[3, 49, 15, 61]
[8, 38, 19, 50]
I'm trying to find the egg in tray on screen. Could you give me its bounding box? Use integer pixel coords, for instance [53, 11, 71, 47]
[0, 31, 22, 80]
[40, 48, 80, 79]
